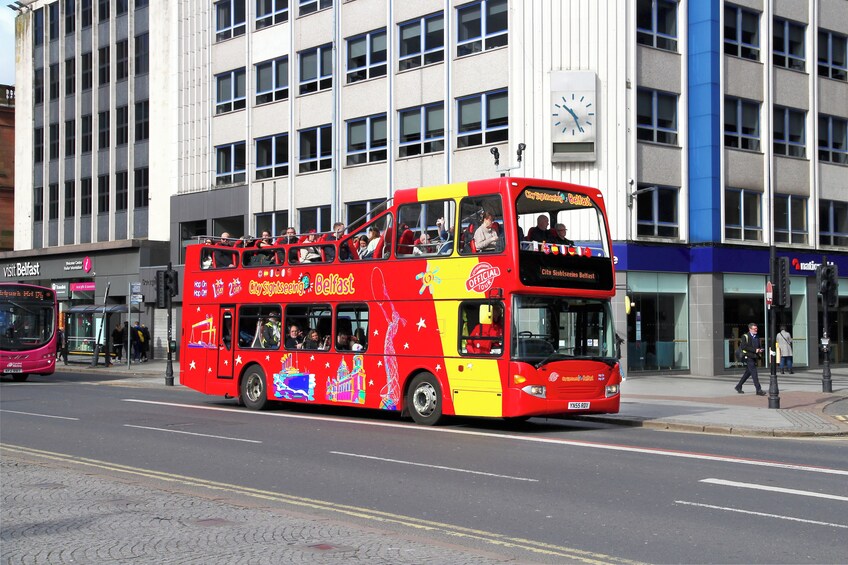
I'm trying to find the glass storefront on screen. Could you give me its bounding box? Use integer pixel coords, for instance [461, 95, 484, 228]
[626, 272, 689, 372]
[723, 274, 807, 369]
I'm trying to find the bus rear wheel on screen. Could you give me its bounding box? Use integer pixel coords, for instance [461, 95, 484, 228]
[11, 374, 29, 382]
[240, 366, 268, 410]
[407, 373, 442, 425]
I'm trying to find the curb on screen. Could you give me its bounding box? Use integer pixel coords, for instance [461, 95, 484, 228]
[573, 414, 848, 438]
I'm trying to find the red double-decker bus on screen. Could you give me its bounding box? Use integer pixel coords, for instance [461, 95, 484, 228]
[180, 177, 621, 424]
[0, 283, 58, 381]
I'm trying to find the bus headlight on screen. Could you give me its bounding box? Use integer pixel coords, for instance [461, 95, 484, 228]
[605, 384, 620, 397]
[521, 385, 546, 398]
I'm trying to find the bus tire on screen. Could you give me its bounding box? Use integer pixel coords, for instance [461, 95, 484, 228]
[407, 372, 442, 425]
[11, 374, 29, 382]
[240, 366, 268, 410]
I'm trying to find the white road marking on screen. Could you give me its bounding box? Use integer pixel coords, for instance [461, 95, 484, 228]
[675, 500, 848, 529]
[700, 478, 848, 502]
[331, 451, 538, 482]
[123, 424, 262, 444]
[0, 409, 79, 421]
[122, 399, 848, 477]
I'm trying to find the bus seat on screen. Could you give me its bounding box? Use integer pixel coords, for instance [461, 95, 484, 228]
[347, 238, 359, 259]
[372, 235, 385, 259]
[398, 229, 415, 255]
[461, 224, 475, 253]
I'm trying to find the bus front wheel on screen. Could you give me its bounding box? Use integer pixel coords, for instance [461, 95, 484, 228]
[240, 366, 268, 410]
[407, 373, 442, 425]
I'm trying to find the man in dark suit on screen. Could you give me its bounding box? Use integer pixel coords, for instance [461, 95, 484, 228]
[736, 322, 766, 395]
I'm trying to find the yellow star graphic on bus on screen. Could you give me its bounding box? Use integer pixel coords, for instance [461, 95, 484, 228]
[415, 267, 441, 295]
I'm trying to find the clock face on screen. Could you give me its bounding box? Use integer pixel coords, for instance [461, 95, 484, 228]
[552, 93, 594, 137]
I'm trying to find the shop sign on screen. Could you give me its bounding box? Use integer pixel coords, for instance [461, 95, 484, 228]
[2, 261, 41, 278]
[70, 282, 96, 292]
[64, 257, 93, 273]
[52, 282, 69, 299]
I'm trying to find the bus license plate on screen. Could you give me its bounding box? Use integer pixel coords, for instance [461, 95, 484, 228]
[5, 368, 22, 373]
[568, 402, 590, 410]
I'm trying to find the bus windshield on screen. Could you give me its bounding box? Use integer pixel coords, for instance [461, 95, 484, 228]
[512, 295, 617, 366]
[0, 297, 56, 351]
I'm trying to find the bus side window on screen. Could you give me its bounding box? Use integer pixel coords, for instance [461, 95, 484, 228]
[201, 249, 214, 269]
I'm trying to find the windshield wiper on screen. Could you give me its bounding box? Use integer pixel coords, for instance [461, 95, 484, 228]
[534, 352, 568, 369]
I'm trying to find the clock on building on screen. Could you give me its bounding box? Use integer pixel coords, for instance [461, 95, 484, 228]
[550, 71, 598, 163]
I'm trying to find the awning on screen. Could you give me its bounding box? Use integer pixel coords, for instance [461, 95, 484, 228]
[64, 304, 142, 314]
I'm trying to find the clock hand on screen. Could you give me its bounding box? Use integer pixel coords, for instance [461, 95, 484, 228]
[563, 104, 585, 133]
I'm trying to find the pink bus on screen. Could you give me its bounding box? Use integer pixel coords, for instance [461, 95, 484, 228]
[0, 283, 58, 381]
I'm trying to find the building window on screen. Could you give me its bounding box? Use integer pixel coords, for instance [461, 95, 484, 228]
[347, 29, 387, 84]
[34, 187, 44, 222]
[216, 142, 247, 185]
[399, 12, 444, 71]
[636, 185, 679, 238]
[818, 30, 847, 81]
[64, 0, 75, 35]
[255, 56, 288, 104]
[135, 100, 149, 141]
[34, 68, 44, 104]
[134, 167, 149, 208]
[255, 133, 289, 179]
[215, 0, 246, 42]
[346, 114, 387, 165]
[457, 89, 508, 148]
[299, 44, 332, 94]
[81, 52, 92, 90]
[34, 127, 44, 163]
[98, 46, 110, 85]
[65, 119, 75, 156]
[98, 111, 109, 149]
[774, 194, 807, 244]
[34, 8, 44, 46]
[135, 33, 149, 75]
[636, 0, 677, 52]
[48, 2, 59, 40]
[216, 68, 246, 114]
[81, 114, 92, 153]
[256, 0, 288, 29]
[116, 106, 128, 145]
[725, 188, 762, 241]
[299, 205, 331, 233]
[724, 97, 760, 151]
[81, 0, 91, 28]
[64, 180, 75, 218]
[255, 211, 289, 238]
[65, 57, 75, 95]
[399, 103, 444, 157]
[346, 199, 386, 233]
[637, 88, 678, 145]
[116, 39, 129, 80]
[97, 174, 109, 214]
[298, 125, 332, 173]
[49, 123, 59, 160]
[820, 200, 848, 246]
[49, 63, 59, 100]
[299, 0, 331, 17]
[773, 18, 805, 71]
[457, 0, 507, 57]
[81, 177, 92, 216]
[136, 0, 148, 8]
[115, 171, 128, 211]
[116, 0, 127, 15]
[98, 0, 109, 20]
[819, 115, 848, 165]
[724, 5, 759, 61]
[773, 106, 806, 158]
[49, 183, 59, 220]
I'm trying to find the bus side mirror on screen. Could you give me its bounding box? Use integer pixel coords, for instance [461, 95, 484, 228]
[478, 304, 493, 325]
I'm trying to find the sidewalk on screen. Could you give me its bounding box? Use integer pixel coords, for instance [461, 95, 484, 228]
[57, 359, 848, 437]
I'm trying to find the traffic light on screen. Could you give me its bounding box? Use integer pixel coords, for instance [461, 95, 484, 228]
[155, 270, 168, 309]
[164, 269, 179, 297]
[773, 257, 790, 308]
[827, 264, 839, 308]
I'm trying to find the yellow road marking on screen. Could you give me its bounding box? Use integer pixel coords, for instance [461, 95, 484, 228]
[1, 443, 642, 565]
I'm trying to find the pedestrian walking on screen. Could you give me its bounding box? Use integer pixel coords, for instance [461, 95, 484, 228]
[131, 321, 142, 361]
[56, 326, 68, 365]
[111, 322, 126, 362]
[776, 326, 794, 374]
[735, 322, 766, 396]
[140, 323, 151, 362]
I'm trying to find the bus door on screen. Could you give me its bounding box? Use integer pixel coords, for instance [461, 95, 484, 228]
[217, 307, 234, 380]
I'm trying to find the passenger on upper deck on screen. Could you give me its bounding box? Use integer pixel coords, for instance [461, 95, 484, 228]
[298, 231, 322, 263]
[551, 223, 574, 246]
[473, 212, 499, 252]
[526, 216, 551, 243]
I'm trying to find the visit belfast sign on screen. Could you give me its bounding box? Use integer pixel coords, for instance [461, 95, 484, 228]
[2, 261, 41, 278]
